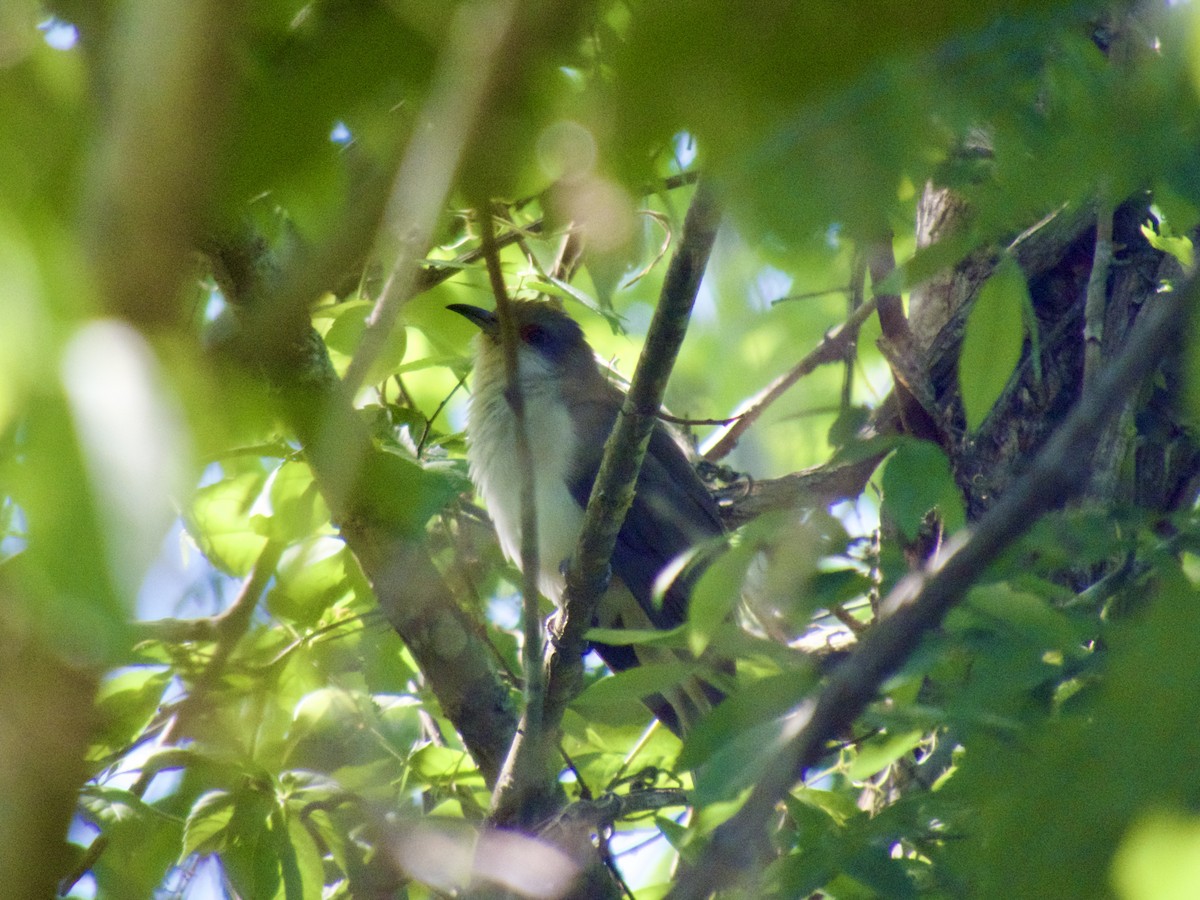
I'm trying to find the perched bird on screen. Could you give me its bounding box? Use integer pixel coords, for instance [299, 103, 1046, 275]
[450, 299, 729, 735]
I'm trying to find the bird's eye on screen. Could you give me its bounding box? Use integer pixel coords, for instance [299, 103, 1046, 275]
[520, 323, 548, 347]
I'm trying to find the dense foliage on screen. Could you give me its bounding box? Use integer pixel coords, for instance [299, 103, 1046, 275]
[5, 1, 1200, 898]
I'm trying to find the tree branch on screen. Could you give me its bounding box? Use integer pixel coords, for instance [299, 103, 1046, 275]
[479, 206, 550, 802]
[1084, 187, 1114, 393]
[667, 267, 1200, 900]
[210, 241, 520, 787]
[342, 0, 520, 398]
[869, 236, 944, 445]
[162, 539, 285, 744]
[488, 180, 722, 827]
[701, 295, 878, 461]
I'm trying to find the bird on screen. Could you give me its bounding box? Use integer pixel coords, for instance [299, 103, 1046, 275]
[449, 299, 730, 735]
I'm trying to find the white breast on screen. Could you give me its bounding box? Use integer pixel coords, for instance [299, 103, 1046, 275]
[466, 362, 584, 606]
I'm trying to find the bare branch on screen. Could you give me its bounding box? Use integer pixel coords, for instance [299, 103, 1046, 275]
[343, 0, 519, 398]
[162, 539, 285, 743]
[1084, 187, 1115, 392]
[489, 180, 722, 827]
[702, 296, 878, 461]
[668, 268, 1199, 900]
[479, 206, 549, 800]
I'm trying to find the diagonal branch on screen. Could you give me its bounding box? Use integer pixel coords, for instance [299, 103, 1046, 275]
[702, 295, 878, 461]
[488, 179, 723, 827]
[549, 178, 722, 724]
[208, 234, 520, 787]
[668, 270, 1200, 900]
[342, 0, 519, 399]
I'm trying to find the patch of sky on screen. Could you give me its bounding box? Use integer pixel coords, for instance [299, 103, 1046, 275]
[487, 591, 520, 630]
[330, 121, 352, 144]
[137, 519, 239, 621]
[672, 131, 697, 171]
[752, 265, 794, 311]
[38, 17, 78, 51]
[0, 499, 27, 559]
[204, 288, 227, 323]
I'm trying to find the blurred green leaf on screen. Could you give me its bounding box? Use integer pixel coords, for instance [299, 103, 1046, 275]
[256, 460, 331, 543]
[959, 256, 1029, 432]
[880, 439, 965, 541]
[847, 730, 924, 781]
[1113, 811, 1200, 900]
[353, 450, 462, 536]
[8, 392, 126, 663]
[90, 666, 172, 761]
[319, 300, 409, 384]
[268, 536, 350, 627]
[680, 669, 816, 773]
[185, 469, 270, 576]
[182, 789, 237, 859]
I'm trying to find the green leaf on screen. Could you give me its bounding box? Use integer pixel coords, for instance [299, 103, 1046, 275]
[268, 537, 350, 627]
[255, 460, 331, 543]
[7, 392, 126, 662]
[584, 625, 688, 648]
[1141, 220, 1194, 269]
[185, 469, 270, 576]
[408, 745, 480, 784]
[879, 439, 965, 541]
[181, 790, 237, 859]
[680, 669, 817, 772]
[90, 666, 172, 760]
[959, 583, 1078, 651]
[571, 662, 697, 713]
[688, 539, 757, 651]
[78, 785, 158, 828]
[847, 729, 925, 780]
[221, 785, 284, 900]
[1113, 811, 1200, 900]
[691, 712, 799, 806]
[277, 807, 326, 900]
[320, 300, 409, 385]
[352, 450, 463, 536]
[959, 256, 1028, 432]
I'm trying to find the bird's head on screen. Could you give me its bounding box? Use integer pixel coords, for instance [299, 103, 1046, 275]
[449, 300, 598, 394]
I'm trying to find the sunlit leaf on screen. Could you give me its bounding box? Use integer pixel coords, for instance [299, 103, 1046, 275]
[182, 790, 237, 859]
[959, 256, 1029, 432]
[185, 470, 270, 576]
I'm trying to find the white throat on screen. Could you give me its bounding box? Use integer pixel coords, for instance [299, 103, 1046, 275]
[465, 353, 584, 605]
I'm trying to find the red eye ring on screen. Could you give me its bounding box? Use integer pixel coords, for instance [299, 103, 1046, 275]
[520, 323, 546, 345]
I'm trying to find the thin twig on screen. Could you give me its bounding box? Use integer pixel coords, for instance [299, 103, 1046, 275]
[416, 371, 468, 457]
[162, 539, 285, 744]
[1084, 186, 1114, 393]
[480, 205, 548, 796]
[701, 296, 879, 461]
[667, 267, 1199, 900]
[771, 286, 853, 306]
[657, 410, 741, 427]
[843, 251, 868, 409]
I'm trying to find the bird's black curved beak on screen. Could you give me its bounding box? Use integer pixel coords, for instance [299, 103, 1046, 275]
[447, 303, 499, 336]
